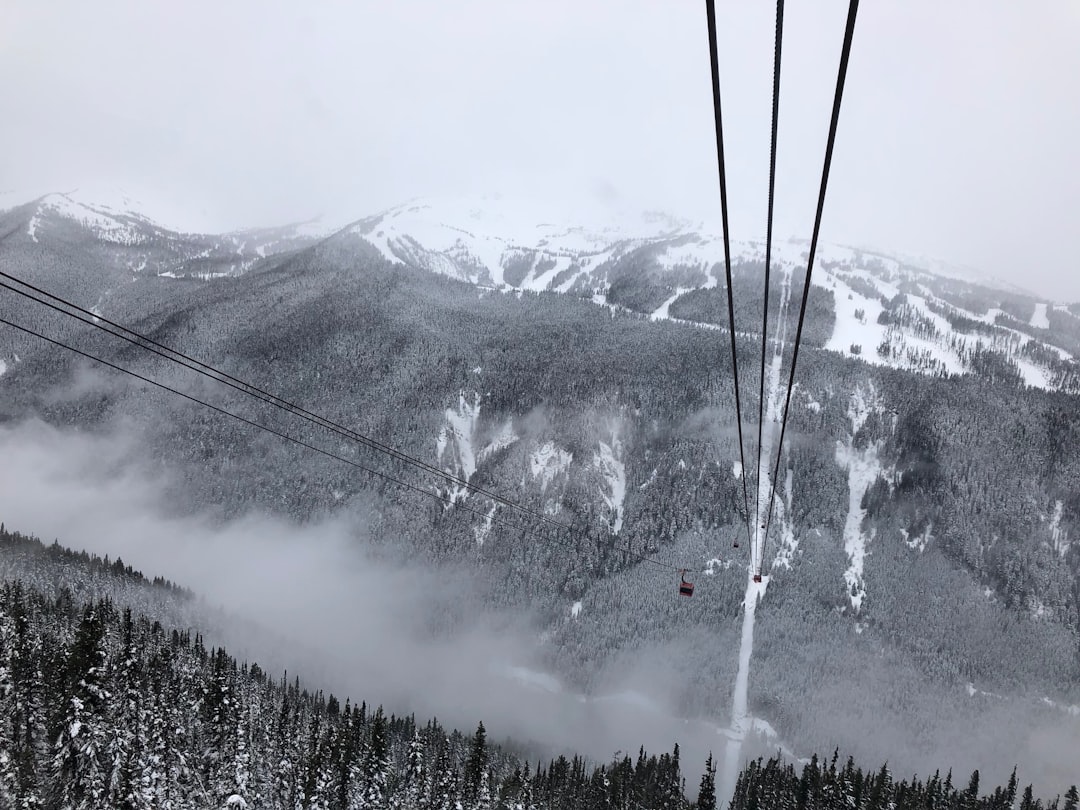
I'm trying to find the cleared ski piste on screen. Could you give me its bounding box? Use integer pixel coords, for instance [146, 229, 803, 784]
[720, 265, 792, 801]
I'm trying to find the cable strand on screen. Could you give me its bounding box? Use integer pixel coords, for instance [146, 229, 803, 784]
[761, 0, 859, 570]
[0, 295, 683, 574]
[754, 0, 785, 573]
[0, 270, 580, 540]
[705, 0, 754, 554]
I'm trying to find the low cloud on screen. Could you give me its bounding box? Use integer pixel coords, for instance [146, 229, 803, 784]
[0, 418, 730, 778]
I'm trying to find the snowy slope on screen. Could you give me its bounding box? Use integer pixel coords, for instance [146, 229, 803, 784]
[349, 196, 1080, 392]
[1, 191, 327, 283]
[375, 197, 1080, 390]
[7, 187, 1077, 391]
[353, 193, 697, 289]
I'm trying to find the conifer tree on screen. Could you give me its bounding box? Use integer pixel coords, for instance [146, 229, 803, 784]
[963, 770, 981, 810]
[403, 727, 427, 810]
[1021, 783, 1037, 810]
[50, 604, 111, 810]
[364, 708, 391, 810]
[696, 753, 716, 810]
[465, 721, 489, 806]
[431, 740, 459, 810]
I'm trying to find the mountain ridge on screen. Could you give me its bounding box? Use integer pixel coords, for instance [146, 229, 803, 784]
[3, 190, 1077, 393]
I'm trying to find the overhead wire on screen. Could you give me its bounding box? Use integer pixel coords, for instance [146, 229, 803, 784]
[0, 269, 587, 540]
[0, 284, 685, 574]
[753, 0, 785, 575]
[760, 0, 860, 570]
[705, 0, 754, 555]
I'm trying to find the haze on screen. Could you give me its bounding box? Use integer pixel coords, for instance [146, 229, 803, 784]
[2, 1, 1078, 300]
[2, 418, 1078, 797]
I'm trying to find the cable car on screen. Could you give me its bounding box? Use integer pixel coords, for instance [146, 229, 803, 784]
[733, 539, 740, 548]
[678, 571, 694, 597]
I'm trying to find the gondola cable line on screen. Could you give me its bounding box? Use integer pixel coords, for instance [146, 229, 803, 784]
[705, 0, 754, 559]
[0, 0, 862, 593]
[0, 290, 690, 577]
[0, 269, 603, 542]
[760, 0, 860, 573]
[752, 0, 786, 579]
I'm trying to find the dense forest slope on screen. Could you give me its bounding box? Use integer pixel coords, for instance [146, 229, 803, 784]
[1, 526, 1074, 810]
[0, 195, 1078, 793]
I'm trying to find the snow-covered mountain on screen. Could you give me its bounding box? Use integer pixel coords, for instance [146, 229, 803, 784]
[3, 190, 1079, 392]
[3, 187, 1080, 796]
[2, 191, 325, 281]
[347, 194, 1080, 393]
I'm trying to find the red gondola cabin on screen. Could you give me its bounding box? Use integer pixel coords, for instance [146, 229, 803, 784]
[679, 572, 694, 597]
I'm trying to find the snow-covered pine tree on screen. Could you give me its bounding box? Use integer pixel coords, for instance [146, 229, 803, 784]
[49, 602, 112, 810]
[0, 590, 17, 806]
[464, 721, 488, 808]
[476, 768, 493, 810]
[696, 753, 716, 810]
[5, 583, 47, 809]
[363, 708, 391, 810]
[866, 762, 894, 810]
[430, 739, 459, 810]
[401, 726, 426, 810]
[108, 606, 145, 809]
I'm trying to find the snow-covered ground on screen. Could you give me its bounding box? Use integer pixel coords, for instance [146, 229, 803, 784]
[24, 193, 153, 246]
[530, 442, 573, 492]
[720, 266, 793, 802]
[720, 574, 769, 799]
[834, 387, 883, 613]
[436, 393, 482, 503]
[595, 438, 627, 534]
[650, 288, 690, 321]
[1030, 302, 1050, 329]
[1048, 500, 1070, 558]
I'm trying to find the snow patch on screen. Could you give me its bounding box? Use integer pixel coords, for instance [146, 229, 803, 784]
[474, 504, 497, 548]
[32, 193, 151, 245]
[436, 392, 482, 503]
[1030, 303, 1050, 330]
[595, 438, 627, 533]
[1048, 500, 1070, 558]
[900, 522, 933, 553]
[0, 358, 6, 377]
[571, 601, 582, 618]
[650, 287, 690, 321]
[704, 557, 734, 576]
[769, 468, 799, 570]
[835, 386, 887, 613]
[530, 442, 572, 492]
[478, 418, 518, 463]
[639, 468, 658, 490]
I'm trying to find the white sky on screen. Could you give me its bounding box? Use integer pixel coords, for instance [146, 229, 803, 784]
[2, 1, 1078, 299]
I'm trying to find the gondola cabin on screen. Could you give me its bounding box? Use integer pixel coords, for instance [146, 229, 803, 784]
[678, 572, 694, 597]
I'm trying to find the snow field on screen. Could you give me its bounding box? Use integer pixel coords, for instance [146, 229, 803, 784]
[595, 438, 626, 534]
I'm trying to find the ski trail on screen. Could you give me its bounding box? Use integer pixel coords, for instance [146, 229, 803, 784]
[721, 266, 792, 800]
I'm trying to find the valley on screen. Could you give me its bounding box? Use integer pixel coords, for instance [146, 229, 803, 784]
[1, 191, 1079, 799]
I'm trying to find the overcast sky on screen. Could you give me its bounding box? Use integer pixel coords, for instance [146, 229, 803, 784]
[3, 1, 1078, 298]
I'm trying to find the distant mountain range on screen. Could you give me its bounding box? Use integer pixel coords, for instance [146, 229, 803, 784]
[1, 188, 1078, 795]
[3, 190, 1079, 392]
